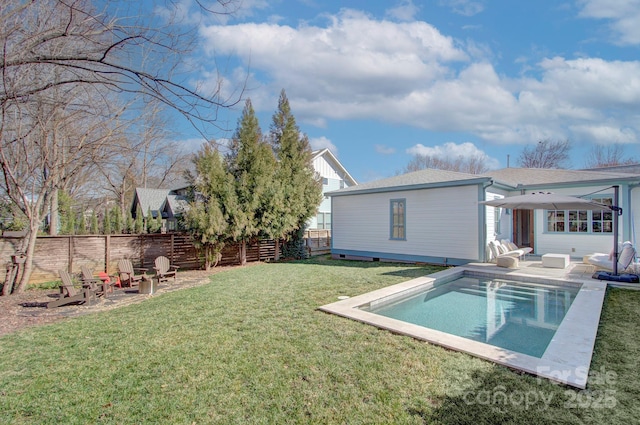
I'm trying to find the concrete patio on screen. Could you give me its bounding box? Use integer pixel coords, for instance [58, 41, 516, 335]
[464, 256, 640, 289]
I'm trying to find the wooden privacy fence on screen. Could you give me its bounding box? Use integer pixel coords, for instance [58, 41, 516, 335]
[0, 234, 282, 284]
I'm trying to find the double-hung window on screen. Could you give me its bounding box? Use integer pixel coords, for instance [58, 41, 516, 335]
[390, 199, 406, 240]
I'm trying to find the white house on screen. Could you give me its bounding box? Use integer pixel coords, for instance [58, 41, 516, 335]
[308, 149, 357, 230]
[328, 167, 640, 265]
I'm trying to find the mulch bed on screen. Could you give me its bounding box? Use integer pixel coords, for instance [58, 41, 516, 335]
[0, 267, 242, 337]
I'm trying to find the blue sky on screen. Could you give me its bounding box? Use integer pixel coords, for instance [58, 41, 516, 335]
[159, 0, 640, 182]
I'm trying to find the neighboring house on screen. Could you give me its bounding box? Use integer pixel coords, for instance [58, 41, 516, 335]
[128, 149, 354, 233]
[328, 167, 640, 265]
[130, 187, 190, 232]
[309, 149, 357, 230]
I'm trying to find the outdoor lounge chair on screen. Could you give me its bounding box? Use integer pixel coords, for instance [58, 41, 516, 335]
[586, 241, 637, 272]
[81, 266, 113, 297]
[117, 259, 147, 287]
[501, 240, 533, 259]
[153, 256, 178, 284]
[488, 240, 528, 262]
[47, 270, 95, 309]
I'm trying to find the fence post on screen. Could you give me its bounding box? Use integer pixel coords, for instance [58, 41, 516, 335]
[68, 236, 73, 272]
[170, 233, 175, 264]
[105, 235, 111, 273]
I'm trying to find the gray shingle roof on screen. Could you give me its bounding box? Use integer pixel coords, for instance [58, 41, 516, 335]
[482, 167, 640, 187]
[133, 188, 171, 217]
[164, 194, 190, 216]
[328, 168, 490, 196]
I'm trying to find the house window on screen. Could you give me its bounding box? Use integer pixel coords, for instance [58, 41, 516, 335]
[592, 197, 613, 233]
[547, 211, 565, 232]
[545, 196, 613, 233]
[494, 208, 501, 235]
[390, 199, 406, 240]
[322, 177, 329, 185]
[316, 212, 331, 230]
[339, 179, 345, 189]
[568, 210, 588, 233]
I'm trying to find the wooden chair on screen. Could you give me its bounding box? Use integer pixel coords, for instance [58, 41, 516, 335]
[80, 266, 113, 297]
[47, 270, 95, 309]
[153, 256, 178, 284]
[117, 259, 147, 287]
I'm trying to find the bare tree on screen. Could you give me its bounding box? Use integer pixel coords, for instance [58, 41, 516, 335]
[1, 0, 241, 131]
[403, 154, 489, 174]
[517, 139, 571, 169]
[584, 144, 636, 169]
[0, 0, 243, 294]
[98, 98, 191, 219]
[1, 85, 120, 294]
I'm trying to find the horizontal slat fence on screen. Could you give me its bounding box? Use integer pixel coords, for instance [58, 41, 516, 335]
[0, 234, 285, 284]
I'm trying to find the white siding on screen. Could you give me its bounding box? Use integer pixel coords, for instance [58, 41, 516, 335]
[309, 151, 354, 230]
[532, 186, 620, 257]
[333, 185, 481, 261]
[485, 190, 512, 242]
[313, 155, 344, 180]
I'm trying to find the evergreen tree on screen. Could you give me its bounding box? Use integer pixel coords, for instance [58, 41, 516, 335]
[146, 207, 161, 233]
[90, 211, 99, 234]
[269, 89, 323, 259]
[125, 211, 134, 234]
[58, 191, 76, 235]
[103, 211, 111, 234]
[77, 211, 87, 235]
[156, 211, 164, 233]
[226, 99, 275, 265]
[134, 206, 144, 234]
[113, 206, 123, 234]
[183, 141, 238, 270]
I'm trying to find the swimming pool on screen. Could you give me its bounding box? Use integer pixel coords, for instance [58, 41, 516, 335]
[319, 266, 607, 389]
[362, 276, 580, 358]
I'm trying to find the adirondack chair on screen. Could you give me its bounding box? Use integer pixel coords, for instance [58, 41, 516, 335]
[117, 259, 147, 287]
[80, 266, 113, 296]
[153, 256, 178, 284]
[47, 270, 95, 309]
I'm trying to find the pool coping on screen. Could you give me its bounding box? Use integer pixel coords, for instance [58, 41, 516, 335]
[318, 266, 607, 389]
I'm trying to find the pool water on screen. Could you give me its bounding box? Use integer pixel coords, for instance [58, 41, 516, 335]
[362, 276, 580, 358]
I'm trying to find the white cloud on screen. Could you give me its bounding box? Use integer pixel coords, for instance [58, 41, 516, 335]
[385, 0, 420, 22]
[199, 9, 468, 108]
[177, 137, 208, 152]
[568, 124, 637, 144]
[439, 0, 485, 17]
[197, 9, 640, 149]
[309, 136, 338, 155]
[406, 142, 500, 168]
[375, 144, 396, 155]
[578, 0, 640, 45]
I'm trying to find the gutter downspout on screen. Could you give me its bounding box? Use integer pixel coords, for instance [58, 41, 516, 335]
[480, 179, 495, 262]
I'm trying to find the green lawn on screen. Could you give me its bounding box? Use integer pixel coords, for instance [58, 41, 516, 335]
[1, 258, 638, 424]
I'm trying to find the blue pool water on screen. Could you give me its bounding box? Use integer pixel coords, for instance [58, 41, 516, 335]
[363, 276, 581, 358]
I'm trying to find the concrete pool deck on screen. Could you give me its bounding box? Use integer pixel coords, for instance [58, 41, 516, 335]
[319, 259, 621, 389]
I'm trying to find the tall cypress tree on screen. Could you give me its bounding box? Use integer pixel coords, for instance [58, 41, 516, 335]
[77, 211, 87, 235]
[103, 210, 111, 235]
[183, 140, 237, 270]
[134, 206, 144, 234]
[226, 99, 276, 265]
[90, 210, 99, 234]
[270, 89, 323, 258]
[113, 206, 123, 234]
